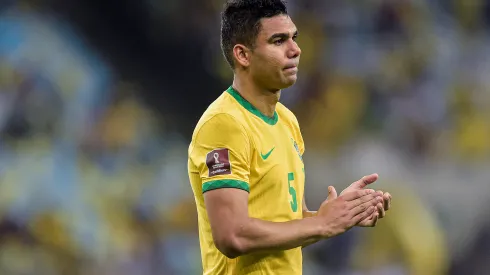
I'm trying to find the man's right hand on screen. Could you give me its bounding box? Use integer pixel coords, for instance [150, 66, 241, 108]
[315, 186, 383, 238]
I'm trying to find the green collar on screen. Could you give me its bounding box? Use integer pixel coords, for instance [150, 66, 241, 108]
[226, 86, 278, 125]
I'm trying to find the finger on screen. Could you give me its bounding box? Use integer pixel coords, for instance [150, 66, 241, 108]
[350, 173, 379, 189]
[350, 198, 381, 217]
[342, 189, 378, 201]
[383, 192, 392, 210]
[360, 212, 379, 227]
[347, 192, 383, 209]
[326, 186, 338, 202]
[370, 213, 379, 227]
[358, 217, 371, 227]
[353, 206, 376, 225]
[377, 203, 385, 218]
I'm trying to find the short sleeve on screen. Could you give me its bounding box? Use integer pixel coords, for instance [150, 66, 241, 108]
[189, 114, 251, 193]
[297, 129, 305, 156]
[291, 112, 305, 156]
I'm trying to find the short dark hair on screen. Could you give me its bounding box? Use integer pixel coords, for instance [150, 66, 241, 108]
[221, 0, 288, 69]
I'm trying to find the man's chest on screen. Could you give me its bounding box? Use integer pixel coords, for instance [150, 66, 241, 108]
[246, 123, 305, 218]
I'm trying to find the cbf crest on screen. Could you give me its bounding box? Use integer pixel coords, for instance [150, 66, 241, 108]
[291, 138, 303, 163]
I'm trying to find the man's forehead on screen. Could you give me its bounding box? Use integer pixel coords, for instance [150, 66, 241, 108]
[258, 15, 297, 37]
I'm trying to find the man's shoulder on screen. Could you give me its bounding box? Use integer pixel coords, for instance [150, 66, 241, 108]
[276, 102, 299, 126]
[191, 92, 247, 139]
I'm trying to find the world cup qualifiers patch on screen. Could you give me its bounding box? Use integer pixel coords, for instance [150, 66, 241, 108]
[206, 148, 232, 177]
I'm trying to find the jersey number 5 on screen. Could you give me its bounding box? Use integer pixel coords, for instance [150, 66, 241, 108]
[287, 172, 298, 212]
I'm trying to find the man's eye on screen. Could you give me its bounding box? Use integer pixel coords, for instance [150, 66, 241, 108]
[274, 39, 283, 45]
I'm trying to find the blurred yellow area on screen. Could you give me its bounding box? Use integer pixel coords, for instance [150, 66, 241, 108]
[351, 183, 449, 275]
[300, 75, 367, 151]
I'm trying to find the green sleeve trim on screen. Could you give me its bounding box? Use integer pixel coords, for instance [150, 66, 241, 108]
[202, 179, 250, 193]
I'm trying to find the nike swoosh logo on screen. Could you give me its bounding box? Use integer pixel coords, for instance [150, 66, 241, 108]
[260, 147, 275, 160]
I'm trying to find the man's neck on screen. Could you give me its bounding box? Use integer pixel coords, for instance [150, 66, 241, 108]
[232, 77, 280, 118]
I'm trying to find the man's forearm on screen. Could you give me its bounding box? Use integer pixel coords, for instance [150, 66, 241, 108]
[301, 210, 318, 247]
[231, 216, 324, 256]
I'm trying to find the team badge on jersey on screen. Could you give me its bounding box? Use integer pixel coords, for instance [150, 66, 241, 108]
[206, 148, 232, 177]
[292, 138, 303, 162]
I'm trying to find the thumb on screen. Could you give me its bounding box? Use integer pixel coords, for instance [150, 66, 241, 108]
[351, 173, 379, 189]
[326, 186, 338, 201]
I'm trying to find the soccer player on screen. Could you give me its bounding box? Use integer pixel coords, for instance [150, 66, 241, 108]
[187, 0, 392, 274]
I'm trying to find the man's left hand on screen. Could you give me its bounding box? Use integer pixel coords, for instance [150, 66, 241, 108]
[357, 191, 391, 227]
[338, 174, 392, 227]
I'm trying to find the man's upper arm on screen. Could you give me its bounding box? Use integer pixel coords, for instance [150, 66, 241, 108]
[189, 114, 252, 255]
[203, 186, 249, 257]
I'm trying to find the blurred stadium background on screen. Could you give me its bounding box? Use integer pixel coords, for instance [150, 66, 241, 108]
[0, 0, 489, 274]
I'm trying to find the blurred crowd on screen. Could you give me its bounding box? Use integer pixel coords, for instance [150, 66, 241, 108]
[0, 0, 490, 274]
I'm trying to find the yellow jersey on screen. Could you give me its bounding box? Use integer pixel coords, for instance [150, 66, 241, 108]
[188, 86, 306, 275]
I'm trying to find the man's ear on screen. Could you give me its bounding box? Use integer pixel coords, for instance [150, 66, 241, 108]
[233, 44, 252, 68]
